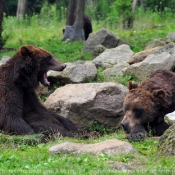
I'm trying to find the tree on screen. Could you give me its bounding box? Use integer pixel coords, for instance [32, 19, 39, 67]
[128, 0, 138, 29]
[62, 0, 86, 41]
[66, 0, 76, 25]
[0, 0, 5, 49]
[72, 0, 85, 41]
[16, 0, 27, 20]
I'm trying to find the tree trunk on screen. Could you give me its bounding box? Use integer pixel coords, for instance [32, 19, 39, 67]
[61, 0, 76, 41]
[0, 0, 5, 49]
[71, 0, 85, 41]
[66, 0, 76, 25]
[132, 0, 138, 12]
[75, 0, 85, 21]
[16, 0, 27, 20]
[62, 0, 86, 42]
[140, 0, 146, 10]
[127, 0, 138, 29]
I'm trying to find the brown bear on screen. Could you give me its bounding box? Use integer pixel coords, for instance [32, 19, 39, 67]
[121, 70, 172, 141]
[0, 45, 78, 136]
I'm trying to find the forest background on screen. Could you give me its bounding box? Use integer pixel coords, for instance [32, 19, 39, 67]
[0, 0, 175, 59]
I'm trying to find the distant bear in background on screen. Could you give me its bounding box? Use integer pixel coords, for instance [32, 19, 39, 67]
[82, 14, 92, 40]
[121, 70, 172, 141]
[62, 14, 92, 40]
[0, 45, 78, 136]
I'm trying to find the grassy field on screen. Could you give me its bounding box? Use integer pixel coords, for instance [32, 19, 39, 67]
[0, 131, 169, 175]
[1, 9, 175, 175]
[0, 130, 175, 175]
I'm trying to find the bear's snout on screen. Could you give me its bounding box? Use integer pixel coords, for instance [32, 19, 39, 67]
[120, 121, 130, 133]
[120, 121, 126, 127]
[61, 64, 66, 70]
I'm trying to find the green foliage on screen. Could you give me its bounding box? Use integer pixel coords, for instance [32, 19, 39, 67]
[116, 73, 139, 87]
[39, 95, 47, 103]
[95, 67, 106, 82]
[89, 120, 113, 135]
[112, 0, 132, 22]
[1, 14, 92, 62]
[95, 0, 110, 20]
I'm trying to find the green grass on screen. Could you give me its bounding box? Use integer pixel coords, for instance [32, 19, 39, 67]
[1, 10, 175, 175]
[0, 131, 175, 175]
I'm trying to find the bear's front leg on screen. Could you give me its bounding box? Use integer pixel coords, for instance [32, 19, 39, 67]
[128, 124, 147, 141]
[155, 121, 170, 136]
[4, 117, 34, 135]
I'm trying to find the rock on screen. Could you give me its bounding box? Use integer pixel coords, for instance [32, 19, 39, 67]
[44, 82, 128, 129]
[144, 38, 170, 50]
[127, 47, 158, 65]
[83, 28, 129, 54]
[35, 83, 48, 97]
[93, 44, 106, 57]
[49, 139, 137, 156]
[0, 56, 11, 66]
[167, 32, 175, 42]
[47, 61, 97, 84]
[107, 161, 133, 172]
[123, 42, 175, 81]
[93, 44, 134, 69]
[164, 111, 175, 126]
[103, 62, 129, 77]
[158, 124, 175, 155]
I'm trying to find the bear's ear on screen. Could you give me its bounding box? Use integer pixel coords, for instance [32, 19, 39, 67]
[19, 46, 32, 57]
[128, 81, 138, 90]
[153, 89, 166, 100]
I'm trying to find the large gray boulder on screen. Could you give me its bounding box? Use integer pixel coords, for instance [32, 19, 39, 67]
[83, 28, 128, 55]
[127, 47, 158, 65]
[103, 62, 129, 77]
[158, 125, 175, 155]
[167, 32, 175, 42]
[49, 139, 137, 156]
[47, 61, 97, 84]
[44, 82, 128, 129]
[93, 44, 134, 69]
[0, 56, 11, 66]
[164, 111, 175, 126]
[123, 42, 175, 81]
[144, 38, 170, 50]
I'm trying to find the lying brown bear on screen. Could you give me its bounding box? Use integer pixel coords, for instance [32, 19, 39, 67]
[121, 70, 172, 141]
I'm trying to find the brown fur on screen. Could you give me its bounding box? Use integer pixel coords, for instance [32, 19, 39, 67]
[0, 45, 77, 136]
[121, 70, 172, 141]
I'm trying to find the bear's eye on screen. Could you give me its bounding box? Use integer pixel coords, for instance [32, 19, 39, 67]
[46, 55, 52, 60]
[133, 107, 143, 116]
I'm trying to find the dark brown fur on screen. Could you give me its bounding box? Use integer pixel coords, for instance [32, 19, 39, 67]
[121, 70, 172, 141]
[0, 45, 77, 136]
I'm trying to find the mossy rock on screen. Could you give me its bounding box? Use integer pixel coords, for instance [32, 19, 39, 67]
[158, 125, 175, 155]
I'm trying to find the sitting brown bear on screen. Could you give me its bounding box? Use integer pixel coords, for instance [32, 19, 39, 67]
[121, 70, 172, 141]
[0, 45, 78, 136]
